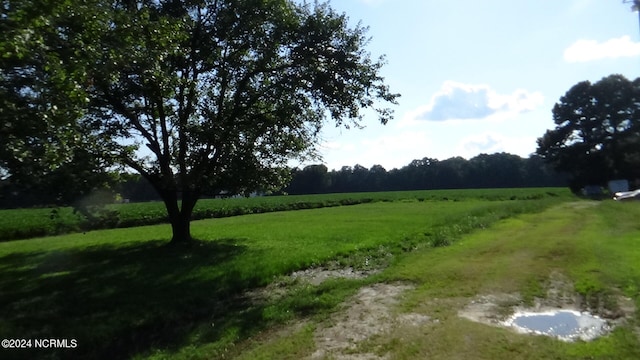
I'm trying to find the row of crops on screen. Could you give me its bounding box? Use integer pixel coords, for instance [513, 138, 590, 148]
[0, 188, 571, 241]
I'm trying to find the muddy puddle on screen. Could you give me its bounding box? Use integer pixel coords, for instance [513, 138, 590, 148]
[503, 309, 610, 341]
[459, 272, 635, 342]
[460, 298, 619, 342]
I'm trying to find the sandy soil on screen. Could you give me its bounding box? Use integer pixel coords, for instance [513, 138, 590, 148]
[291, 267, 379, 286]
[309, 282, 429, 360]
[243, 266, 429, 359]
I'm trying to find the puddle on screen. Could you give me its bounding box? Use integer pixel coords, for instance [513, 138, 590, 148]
[458, 273, 634, 342]
[503, 310, 611, 341]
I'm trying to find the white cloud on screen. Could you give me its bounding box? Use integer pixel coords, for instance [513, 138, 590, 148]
[456, 132, 538, 159]
[564, 36, 640, 63]
[406, 81, 544, 122]
[318, 131, 433, 170]
[460, 133, 504, 155]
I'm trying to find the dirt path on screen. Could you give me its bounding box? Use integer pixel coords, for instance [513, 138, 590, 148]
[243, 267, 431, 359]
[305, 271, 635, 359]
[309, 283, 429, 360]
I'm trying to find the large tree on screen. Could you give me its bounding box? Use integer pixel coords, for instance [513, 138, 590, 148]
[1, 0, 399, 242]
[536, 74, 640, 191]
[1, 0, 115, 203]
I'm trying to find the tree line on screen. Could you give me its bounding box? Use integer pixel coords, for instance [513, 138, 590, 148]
[284, 153, 568, 195]
[0, 152, 566, 208]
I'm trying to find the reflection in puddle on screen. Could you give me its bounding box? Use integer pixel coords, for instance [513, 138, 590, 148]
[504, 310, 610, 341]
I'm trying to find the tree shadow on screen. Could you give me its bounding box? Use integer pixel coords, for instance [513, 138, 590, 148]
[0, 238, 270, 360]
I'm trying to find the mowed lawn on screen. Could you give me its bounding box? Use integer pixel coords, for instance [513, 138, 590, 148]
[375, 200, 640, 359]
[3, 191, 622, 360]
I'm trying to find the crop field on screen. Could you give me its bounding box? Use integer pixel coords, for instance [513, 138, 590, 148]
[0, 187, 565, 241]
[3, 188, 639, 359]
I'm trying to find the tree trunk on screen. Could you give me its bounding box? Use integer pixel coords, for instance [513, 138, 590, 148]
[168, 192, 198, 245]
[170, 212, 192, 244]
[148, 176, 199, 245]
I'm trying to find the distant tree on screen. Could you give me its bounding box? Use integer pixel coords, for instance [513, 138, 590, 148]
[329, 165, 354, 193]
[1, 0, 399, 242]
[351, 164, 370, 191]
[523, 154, 568, 187]
[536, 75, 640, 191]
[285, 164, 330, 194]
[366, 164, 387, 191]
[402, 157, 437, 190]
[434, 156, 467, 188]
[116, 173, 161, 202]
[467, 153, 525, 188]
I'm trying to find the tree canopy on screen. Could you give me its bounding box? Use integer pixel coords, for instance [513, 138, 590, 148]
[1, 0, 114, 199]
[1, 0, 399, 242]
[536, 74, 640, 191]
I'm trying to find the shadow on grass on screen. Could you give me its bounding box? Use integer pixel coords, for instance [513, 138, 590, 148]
[0, 238, 271, 360]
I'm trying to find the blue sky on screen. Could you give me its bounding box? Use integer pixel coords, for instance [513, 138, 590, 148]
[307, 0, 640, 170]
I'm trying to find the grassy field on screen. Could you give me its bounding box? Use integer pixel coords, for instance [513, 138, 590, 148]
[0, 188, 566, 241]
[4, 188, 638, 359]
[236, 201, 640, 360]
[374, 200, 640, 359]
